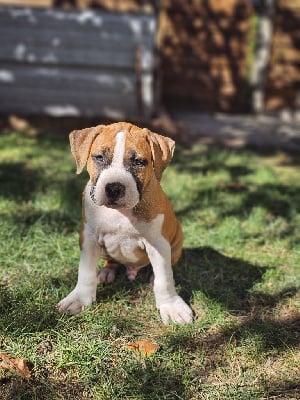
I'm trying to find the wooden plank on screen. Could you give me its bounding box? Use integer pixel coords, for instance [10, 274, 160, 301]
[0, 27, 138, 51]
[1, 49, 155, 72]
[0, 8, 157, 69]
[0, 64, 137, 93]
[0, 30, 156, 55]
[0, 87, 137, 107]
[279, 0, 300, 9]
[0, 8, 156, 38]
[0, 45, 139, 69]
[0, 0, 51, 7]
[0, 101, 138, 118]
[0, 8, 156, 70]
[0, 6, 158, 118]
[0, 87, 138, 118]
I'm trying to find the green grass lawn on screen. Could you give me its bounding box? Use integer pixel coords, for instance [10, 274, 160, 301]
[0, 124, 299, 400]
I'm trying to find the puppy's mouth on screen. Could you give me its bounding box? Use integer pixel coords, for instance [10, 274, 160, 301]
[106, 201, 125, 209]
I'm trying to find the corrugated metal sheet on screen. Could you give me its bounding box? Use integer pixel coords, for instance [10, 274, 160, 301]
[0, 7, 158, 118]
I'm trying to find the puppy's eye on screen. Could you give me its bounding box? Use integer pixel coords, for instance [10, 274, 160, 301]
[93, 154, 104, 163]
[131, 158, 147, 167]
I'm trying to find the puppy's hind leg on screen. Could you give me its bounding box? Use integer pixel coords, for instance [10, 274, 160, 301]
[97, 260, 120, 285]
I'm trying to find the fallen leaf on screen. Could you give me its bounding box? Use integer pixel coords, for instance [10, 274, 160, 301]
[125, 340, 159, 356]
[0, 353, 31, 379]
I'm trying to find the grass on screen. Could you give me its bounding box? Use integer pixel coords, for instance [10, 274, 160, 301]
[0, 122, 299, 400]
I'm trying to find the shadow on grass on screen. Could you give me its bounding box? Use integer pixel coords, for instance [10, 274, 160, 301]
[0, 285, 60, 335]
[172, 245, 299, 351]
[2, 209, 79, 235]
[163, 308, 300, 398]
[177, 183, 300, 225]
[177, 246, 266, 313]
[239, 184, 300, 220]
[0, 376, 89, 400]
[0, 127, 86, 219]
[0, 162, 41, 201]
[0, 167, 86, 235]
[119, 360, 185, 400]
[173, 144, 255, 177]
[173, 146, 300, 223]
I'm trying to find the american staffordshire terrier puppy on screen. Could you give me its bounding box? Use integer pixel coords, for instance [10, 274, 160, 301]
[58, 122, 193, 324]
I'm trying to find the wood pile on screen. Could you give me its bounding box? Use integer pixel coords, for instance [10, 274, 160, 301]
[265, 0, 300, 111]
[0, 0, 51, 6]
[159, 0, 253, 112]
[0, 0, 155, 12]
[55, 0, 154, 13]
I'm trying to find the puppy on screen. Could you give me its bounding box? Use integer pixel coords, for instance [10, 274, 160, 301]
[58, 122, 193, 324]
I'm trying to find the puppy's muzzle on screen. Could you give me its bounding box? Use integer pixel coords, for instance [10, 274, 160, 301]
[93, 167, 140, 209]
[105, 182, 126, 202]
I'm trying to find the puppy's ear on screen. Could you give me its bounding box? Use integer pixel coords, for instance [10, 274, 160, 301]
[145, 129, 175, 181]
[69, 125, 104, 174]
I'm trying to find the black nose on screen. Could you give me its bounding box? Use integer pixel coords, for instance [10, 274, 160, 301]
[105, 182, 126, 201]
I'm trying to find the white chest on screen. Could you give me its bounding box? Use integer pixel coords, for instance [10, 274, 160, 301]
[84, 192, 163, 267]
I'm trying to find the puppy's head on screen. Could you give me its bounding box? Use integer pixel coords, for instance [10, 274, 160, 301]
[69, 122, 175, 209]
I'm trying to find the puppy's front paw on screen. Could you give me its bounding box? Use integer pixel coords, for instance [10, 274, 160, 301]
[159, 296, 193, 325]
[58, 289, 96, 315]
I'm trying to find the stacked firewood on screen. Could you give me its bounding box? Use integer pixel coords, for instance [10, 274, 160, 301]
[159, 0, 252, 112]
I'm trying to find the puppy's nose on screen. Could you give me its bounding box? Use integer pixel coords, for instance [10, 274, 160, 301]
[105, 182, 125, 201]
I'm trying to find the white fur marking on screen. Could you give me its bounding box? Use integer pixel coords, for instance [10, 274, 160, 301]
[112, 131, 126, 168]
[93, 130, 140, 208]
